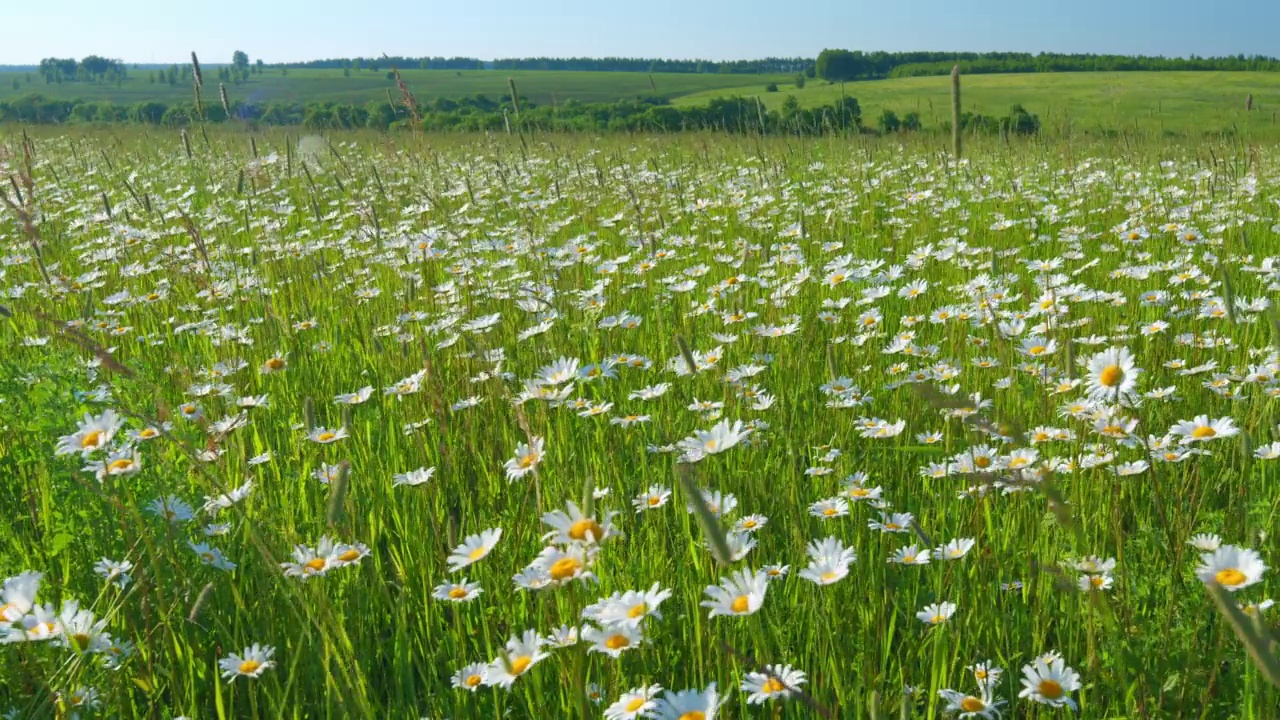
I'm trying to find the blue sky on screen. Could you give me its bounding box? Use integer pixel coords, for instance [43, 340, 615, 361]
[4, 0, 1278, 64]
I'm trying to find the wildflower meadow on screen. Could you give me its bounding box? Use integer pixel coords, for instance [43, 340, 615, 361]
[2, 129, 1280, 718]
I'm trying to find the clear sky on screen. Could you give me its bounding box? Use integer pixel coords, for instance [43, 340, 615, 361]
[4, 0, 1279, 65]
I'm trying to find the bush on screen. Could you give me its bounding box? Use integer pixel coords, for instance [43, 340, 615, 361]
[765, 83, 778, 92]
[878, 109, 901, 133]
[795, 74, 805, 89]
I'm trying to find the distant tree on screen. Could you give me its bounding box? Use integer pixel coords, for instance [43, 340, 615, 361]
[344, 67, 351, 77]
[131, 101, 166, 124]
[353, 57, 362, 71]
[816, 49, 860, 82]
[1006, 104, 1040, 135]
[781, 95, 801, 116]
[255, 59, 264, 73]
[765, 83, 778, 92]
[877, 108, 901, 133]
[794, 73, 805, 89]
[232, 50, 249, 73]
[79, 55, 115, 79]
[11, 78, 19, 90]
[902, 111, 921, 131]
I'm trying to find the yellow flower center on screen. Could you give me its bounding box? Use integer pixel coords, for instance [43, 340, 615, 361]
[931, 614, 945, 624]
[1191, 425, 1216, 439]
[71, 632, 91, 651]
[648, 496, 662, 506]
[960, 697, 985, 712]
[337, 549, 360, 563]
[304, 558, 327, 573]
[568, 519, 604, 542]
[678, 712, 706, 720]
[625, 698, 646, 712]
[1216, 568, 1247, 587]
[974, 669, 988, 680]
[604, 634, 630, 650]
[849, 488, 869, 497]
[468, 546, 488, 561]
[822, 508, 837, 516]
[139, 428, 158, 438]
[238, 659, 261, 674]
[821, 571, 839, 581]
[80, 430, 104, 448]
[974, 456, 992, 469]
[762, 677, 786, 694]
[518, 453, 538, 469]
[107, 458, 135, 473]
[1038, 679, 1063, 699]
[1029, 345, 1046, 355]
[265, 357, 285, 370]
[730, 595, 751, 613]
[316, 432, 336, 442]
[448, 587, 468, 599]
[884, 523, 901, 530]
[1099, 364, 1124, 387]
[549, 557, 581, 581]
[903, 555, 916, 564]
[628, 603, 648, 619]
[509, 655, 532, 675]
[465, 674, 483, 687]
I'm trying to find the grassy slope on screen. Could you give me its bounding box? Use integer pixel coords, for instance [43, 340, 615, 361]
[674, 71, 1280, 133]
[0, 68, 793, 107]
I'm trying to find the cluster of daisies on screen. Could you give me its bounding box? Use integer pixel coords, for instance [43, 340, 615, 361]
[2, 137, 1279, 720]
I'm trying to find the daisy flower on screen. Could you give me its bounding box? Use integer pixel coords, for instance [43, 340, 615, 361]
[451, 662, 489, 692]
[605, 684, 663, 720]
[741, 664, 807, 705]
[1018, 656, 1080, 710]
[1196, 545, 1267, 591]
[433, 579, 483, 602]
[917, 601, 957, 625]
[1169, 415, 1238, 444]
[505, 436, 545, 481]
[218, 644, 275, 682]
[447, 528, 502, 572]
[701, 568, 768, 618]
[653, 684, 720, 720]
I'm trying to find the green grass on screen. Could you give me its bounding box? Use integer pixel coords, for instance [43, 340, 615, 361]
[675, 71, 1280, 133]
[1, 128, 1279, 719]
[0, 68, 794, 106]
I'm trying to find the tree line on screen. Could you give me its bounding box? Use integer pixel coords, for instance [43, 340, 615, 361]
[225, 56, 813, 74]
[36, 56, 129, 83]
[815, 49, 1280, 81]
[0, 90, 1045, 138]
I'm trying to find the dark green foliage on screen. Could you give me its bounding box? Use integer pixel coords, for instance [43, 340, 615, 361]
[765, 83, 778, 92]
[878, 108, 901, 133]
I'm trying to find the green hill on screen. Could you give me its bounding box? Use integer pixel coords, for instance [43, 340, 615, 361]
[674, 71, 1280, 133]
[0, 68, 794, 107]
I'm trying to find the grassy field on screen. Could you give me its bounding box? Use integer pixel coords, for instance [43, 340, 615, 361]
[676, 71, 1280, 134]
[0, 68, 794, 106]
[1, 128, 1280, 719]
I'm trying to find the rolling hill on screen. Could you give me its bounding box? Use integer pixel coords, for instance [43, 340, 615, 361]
[674, 71, 1280, 134]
